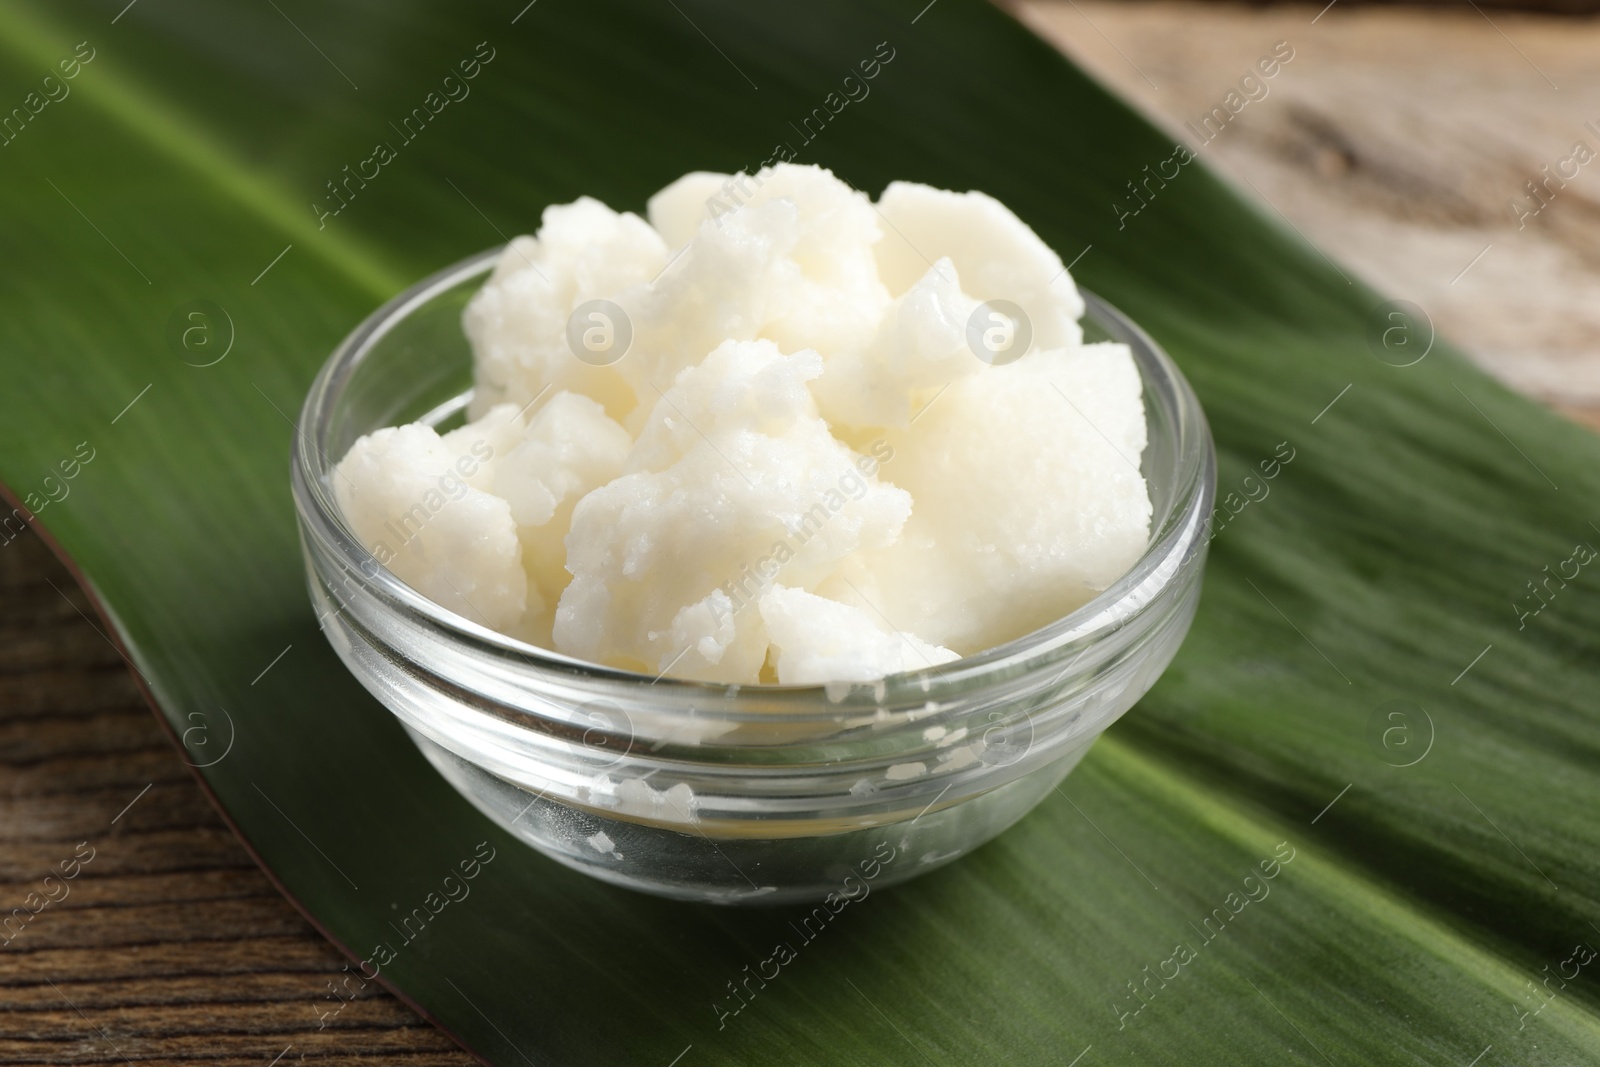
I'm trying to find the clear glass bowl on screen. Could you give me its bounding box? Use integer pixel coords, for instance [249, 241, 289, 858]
[291, 246, 1215, 905]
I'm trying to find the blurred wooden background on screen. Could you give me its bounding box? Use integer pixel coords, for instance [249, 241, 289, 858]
[1019, 0, 1600, 429]
[3, 3, 1598, 1063]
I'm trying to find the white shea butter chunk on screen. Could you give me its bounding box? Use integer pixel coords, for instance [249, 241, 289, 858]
[812, 257, 982, 431]
[865, 343, 1151, 652]
[490, 391, 631, 642]
[464, 197, 667, 422]
[334, 163, 1151, 685]
[760, 586, 959, 685]
[334, 410, 531, 632]
[716, 164, 888, 361]
[874, 181, 1084, 350]
[645, 171, 732, 250]
[555, 339, 910, 682]
[623, 166, 888, 416]
[435, 402, 531, 490]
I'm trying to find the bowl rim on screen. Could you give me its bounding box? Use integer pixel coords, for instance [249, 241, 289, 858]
[292, 244, 1215, 714]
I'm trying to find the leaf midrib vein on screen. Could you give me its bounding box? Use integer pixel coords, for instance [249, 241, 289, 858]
[0, 2, 405, 301]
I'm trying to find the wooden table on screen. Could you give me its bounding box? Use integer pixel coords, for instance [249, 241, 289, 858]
[0, 527, 472, 1064]
[4, 4, 1598, 1062]
[1018, 0, 1600, 429]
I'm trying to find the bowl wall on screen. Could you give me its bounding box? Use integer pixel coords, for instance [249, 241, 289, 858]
[293, 248, 1215, 904]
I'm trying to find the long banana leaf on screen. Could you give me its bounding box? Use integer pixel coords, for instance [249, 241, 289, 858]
[2, 1, 1597, 1063]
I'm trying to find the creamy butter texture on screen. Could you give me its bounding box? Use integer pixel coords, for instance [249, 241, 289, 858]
[334, 165, 1150, 685]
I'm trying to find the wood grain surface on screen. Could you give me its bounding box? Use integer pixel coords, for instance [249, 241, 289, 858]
[3, 3, 1598, 1063]
[0, 528, 475, 1066]
[1019, 0, 1600, 430]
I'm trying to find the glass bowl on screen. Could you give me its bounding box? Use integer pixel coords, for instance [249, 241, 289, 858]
[291, 246, 1215, 905]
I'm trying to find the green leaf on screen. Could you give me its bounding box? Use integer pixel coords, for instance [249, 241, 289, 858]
[4, 1, 1598, 1063]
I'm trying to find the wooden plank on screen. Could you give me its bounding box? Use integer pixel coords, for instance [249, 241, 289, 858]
[0, 530, 476, 1065]
[1016, 0, 1600, 430]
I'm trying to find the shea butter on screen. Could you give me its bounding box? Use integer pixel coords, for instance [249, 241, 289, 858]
[334, 164, 1151, 685]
